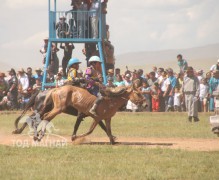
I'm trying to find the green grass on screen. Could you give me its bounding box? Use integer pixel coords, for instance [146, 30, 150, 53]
[0, 112, 218, 179]
[0, 145, 219, 180]
[0, 112, 216, 139]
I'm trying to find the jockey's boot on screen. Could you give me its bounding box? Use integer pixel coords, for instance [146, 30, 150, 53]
[89, 104, 98, 116]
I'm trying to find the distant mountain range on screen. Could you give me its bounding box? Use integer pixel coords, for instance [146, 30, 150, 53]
[0, 43, 218, 74]
[116, 43, 219, 73]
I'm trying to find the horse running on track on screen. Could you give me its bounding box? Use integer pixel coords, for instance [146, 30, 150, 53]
[37, 82, 145, 144]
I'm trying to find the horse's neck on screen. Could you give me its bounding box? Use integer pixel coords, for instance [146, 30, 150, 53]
[110, 91, 130, 108]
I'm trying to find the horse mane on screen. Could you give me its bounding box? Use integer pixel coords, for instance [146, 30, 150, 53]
[104, 86, 127, 97]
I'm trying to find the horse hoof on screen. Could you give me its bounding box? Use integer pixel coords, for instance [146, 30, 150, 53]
[71, 135, 77, 141]
[33, 136, 38, 141]
[12, 130, 20, 134]
[112, 136, 117, 140]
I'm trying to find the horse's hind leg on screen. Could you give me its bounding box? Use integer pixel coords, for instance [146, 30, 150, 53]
[12, 123, 28, 134]
[72, 119, 99, 140]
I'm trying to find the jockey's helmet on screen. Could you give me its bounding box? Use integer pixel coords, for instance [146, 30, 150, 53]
[89, 56, 101, 63]
[67, 58, 81, 68]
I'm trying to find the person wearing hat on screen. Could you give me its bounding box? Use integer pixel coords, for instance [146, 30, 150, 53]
[177, 54, 188, 73]
[7, 68, 18, 110]
[210, 59, 219, 72]
[182, 66, 200, 122]
[124, 73, 132, 87]
[85, 55, 103, 116]
[17, 68, 29, 93]
[106, 76, 116, 88]
[67, 58, 82, 86]
[0, 72, 8, 101]
[34, 68, 43, 82]
[56, 16, 69, 38]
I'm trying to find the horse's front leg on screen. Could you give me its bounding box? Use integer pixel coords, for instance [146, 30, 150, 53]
[105, 118, 115, 145]
[71, 113, 85, 141]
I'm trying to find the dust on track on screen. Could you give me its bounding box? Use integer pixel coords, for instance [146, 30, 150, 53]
[0, 132, 219, 151]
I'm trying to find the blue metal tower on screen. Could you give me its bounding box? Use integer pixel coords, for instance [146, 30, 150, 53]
[42, 0, 107, 90]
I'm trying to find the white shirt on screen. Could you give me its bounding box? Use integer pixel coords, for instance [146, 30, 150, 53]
[159, 77, 170, 92]
[174, 93, 181, 106]
[199, 84, 209, 99]
[18, 74, 29, 91]
[126, 100, 138, 110]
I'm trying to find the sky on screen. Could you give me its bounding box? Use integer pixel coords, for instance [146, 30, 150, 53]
[0, 0, 219, 70]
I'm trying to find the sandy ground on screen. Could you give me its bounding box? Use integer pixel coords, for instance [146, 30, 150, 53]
[0, 132, 219, 151]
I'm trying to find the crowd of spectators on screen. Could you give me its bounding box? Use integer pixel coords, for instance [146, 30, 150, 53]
[0, 54, 219, 113]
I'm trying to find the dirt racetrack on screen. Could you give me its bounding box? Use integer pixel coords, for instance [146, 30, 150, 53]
[0, 133, 219, 151]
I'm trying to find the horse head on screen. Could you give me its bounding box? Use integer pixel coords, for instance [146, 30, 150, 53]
[126, 80, 147, 108]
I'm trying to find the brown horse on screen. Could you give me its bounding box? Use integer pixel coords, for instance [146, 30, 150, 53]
[39, 84, 145, 144]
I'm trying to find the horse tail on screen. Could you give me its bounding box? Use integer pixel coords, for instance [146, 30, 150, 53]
[14, 90, 40, 129]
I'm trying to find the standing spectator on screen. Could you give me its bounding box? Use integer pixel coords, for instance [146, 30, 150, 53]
[182, 67, 200, 122]
[40, 37, 49, 64]
[114, 74, 125, 87]
[177, 54, 188, 73]
[147, 71, 157, 87]
[167, 68, 177, 112]
[7, 68, 18, 110]
[106, 77, 116, 88]
[17, 68, 29, 93]
[199, 78, 209, 112]
[60, 43, 75, 78]
[124, 74, 132, 87]
[152, 66, 159, 78]
[89, 0, 100, 38]
[158, 71, 170, 112]
[26, 67, 35, 88]
[210, 59, 219, 72]
[106, 69, 115, 82]
[34, 68, 43, 82]
[141, 81, 151, 112]
[77, 0, 88, 38]
[33, 78, 42, 91]
[56, 16, 69, 38]
[197, 70, 204, 82]
[0, 73, 8, 102]
[208, 70, 219, 112]
[55, 72, 65, 88]
[174, 87, 182, 112]
[151, 82, 161, 112]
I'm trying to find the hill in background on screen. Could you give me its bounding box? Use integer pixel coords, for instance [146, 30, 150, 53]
[116, 43, 219, 73]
